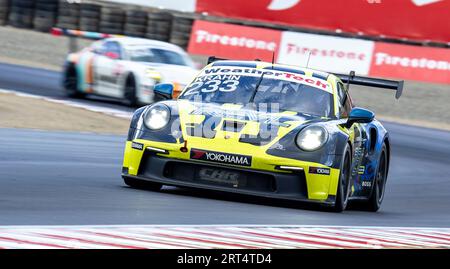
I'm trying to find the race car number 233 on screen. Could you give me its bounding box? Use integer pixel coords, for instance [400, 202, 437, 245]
[184, 79, 240, 96]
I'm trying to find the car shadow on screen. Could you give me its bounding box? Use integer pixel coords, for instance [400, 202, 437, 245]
[123, 184, 344, 213]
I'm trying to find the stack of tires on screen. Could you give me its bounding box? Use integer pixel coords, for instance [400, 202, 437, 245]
[170, 16, 194, 49]
[8, 0, 35, 28]
[146, 11, 172, 42]
[56, 0, 80, 30]
[79, 3, 100, 32]
[99, 6, 124, 35]
[124, 9, 147, 37]
[33, 0, 58, 32]
[0, 0, 9, 25]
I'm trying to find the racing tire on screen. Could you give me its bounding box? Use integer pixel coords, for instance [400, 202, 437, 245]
[147, 11, 172, 21]
[145, 33, 170, 41]
[123, 177, 163, 191]
[332, 144, 352, 212]
[125, 11, 147, 25]
[57, 16, 79, 25]
[123, 75, 138, 107]
[64, 64, 85, 98]
[361, 143, 388, 212]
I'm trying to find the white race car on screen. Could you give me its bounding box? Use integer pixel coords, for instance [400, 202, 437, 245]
[62, 37, 198, 105]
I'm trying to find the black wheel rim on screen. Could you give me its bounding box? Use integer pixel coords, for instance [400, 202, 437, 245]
[376, 153, 387, 204]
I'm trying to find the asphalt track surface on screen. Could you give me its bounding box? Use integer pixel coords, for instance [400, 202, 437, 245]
[0, 62, 449, 227]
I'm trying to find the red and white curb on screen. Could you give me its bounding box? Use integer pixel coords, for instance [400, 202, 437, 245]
[0, 89, 133, 119]
[0, 225, 449, 249]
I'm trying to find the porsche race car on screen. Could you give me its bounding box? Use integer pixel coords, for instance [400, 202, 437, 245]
[63, 37, 198, 105]
[121, 57, 403, 212]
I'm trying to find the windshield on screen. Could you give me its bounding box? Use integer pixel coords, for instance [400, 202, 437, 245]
[179, 67, 334, 118]
[127, 47, 192, 67]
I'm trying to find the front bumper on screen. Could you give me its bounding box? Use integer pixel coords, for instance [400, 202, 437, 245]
[122, 140, 340, 205]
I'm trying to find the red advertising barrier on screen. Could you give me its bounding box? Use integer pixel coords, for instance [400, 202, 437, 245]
[195, 0, 450, 44]
[187, 20, 281, 62]
[188, 20, 450, 84]
[370, 43, 450, 84]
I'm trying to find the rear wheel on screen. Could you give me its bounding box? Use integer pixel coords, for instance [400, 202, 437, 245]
[332, 144, 352, 212]
[64, 64, 85, 98]
[362, 144, 388, 212]
[123, 177, 162, 191]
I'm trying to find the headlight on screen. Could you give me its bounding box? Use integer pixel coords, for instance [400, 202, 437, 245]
[145, 69, 162, 82]
[143, 104, 170, 130]
[296, 125, 328, 151]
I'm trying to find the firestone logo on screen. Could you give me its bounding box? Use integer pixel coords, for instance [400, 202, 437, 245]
[194, 30, 277, 52]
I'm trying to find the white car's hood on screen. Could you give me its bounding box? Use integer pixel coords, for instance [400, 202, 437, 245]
[141, 63, 198, 85]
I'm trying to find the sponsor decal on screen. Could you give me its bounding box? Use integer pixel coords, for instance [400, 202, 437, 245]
[197, 67, 332, 92]
[131, 142, 144, 150]
[189, 105, 296, 128]
[278, 32, 374, 75]
[369, 42, 450, 84]
[309, 167, 330, 175]
[411, 0, 443, 6]
[198, 168, 240, 187]
[190, 148, 252, 167]
[358, 166, 365, 175]
[268, 0, 301, 10]
[188, 20, 282, 62]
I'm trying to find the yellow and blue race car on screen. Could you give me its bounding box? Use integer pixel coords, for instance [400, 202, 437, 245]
[122, 57, 403, 212]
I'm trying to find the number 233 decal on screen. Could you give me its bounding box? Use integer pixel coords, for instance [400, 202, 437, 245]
[183, 80, 240, 96]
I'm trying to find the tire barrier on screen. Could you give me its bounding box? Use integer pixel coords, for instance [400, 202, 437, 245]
[145, 11, 172, 42]
[56, 0, 80, 30]
[124, 9, 147, 37]
[170, 16, 194, 49]
[0, 0, 9, 25]
[1, 1, 194, 49]
[78, 3, 100, 32]
[8, 0, 35, 28]
[33, 0, 58, 32]
[99, 6, 124, 35]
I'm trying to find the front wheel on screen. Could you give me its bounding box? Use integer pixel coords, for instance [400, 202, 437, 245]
[362, 144, 388, 212]
[64, 65, 85, 98]
[123, 75, 138, 107]
[123, 177, 163, 191]
[332, 144, 352, 212]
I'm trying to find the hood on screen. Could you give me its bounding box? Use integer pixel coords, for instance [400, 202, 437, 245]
[173, 100, 317, 153]
[141, 63, 198, 85]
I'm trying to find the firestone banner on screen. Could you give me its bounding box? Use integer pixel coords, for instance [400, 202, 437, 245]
[188, 20, 450, 84]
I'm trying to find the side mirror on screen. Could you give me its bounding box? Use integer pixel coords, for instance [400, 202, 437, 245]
[346, 107, 375, 127]
[154, 83, 174, 100]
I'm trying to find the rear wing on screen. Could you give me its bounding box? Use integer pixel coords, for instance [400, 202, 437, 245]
[51, 27, 124, 53]
[51, 27, 123, 40]
[336, 71, 404, 99]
